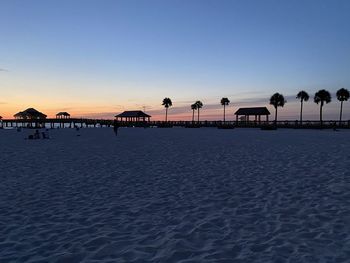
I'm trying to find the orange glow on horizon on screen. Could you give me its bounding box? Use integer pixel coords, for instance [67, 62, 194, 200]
[2, 96, 341, 121]
[0, 104, 257, 121]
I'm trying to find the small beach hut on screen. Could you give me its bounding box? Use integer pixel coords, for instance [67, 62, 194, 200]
[14, 108, 47, 119]
[56, 112, 71, 119]
[235, 107, 270, 124]
[115, 111, 151, 122]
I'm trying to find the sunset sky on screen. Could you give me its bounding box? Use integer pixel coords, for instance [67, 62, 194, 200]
[1, 0, 350, 120]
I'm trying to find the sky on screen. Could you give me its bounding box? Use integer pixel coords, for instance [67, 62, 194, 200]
[1, 0, 350, 120]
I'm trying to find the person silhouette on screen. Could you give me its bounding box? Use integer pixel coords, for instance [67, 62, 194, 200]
[75, 126, 81, 136]
[113, 125, 119, 136]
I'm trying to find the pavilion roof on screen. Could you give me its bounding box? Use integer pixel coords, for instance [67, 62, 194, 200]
[56, 112, 70, 116]
[235, 107, 270, 116]
[14, 108, 47, 119]
[115, 111, 151, 118]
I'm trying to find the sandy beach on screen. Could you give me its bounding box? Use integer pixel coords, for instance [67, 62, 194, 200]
[0, 127, 349, 262]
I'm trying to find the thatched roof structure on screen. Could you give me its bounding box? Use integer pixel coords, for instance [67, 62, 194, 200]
[115, 111, 151, 118]
[14, 108, 47, 119]
[56, 112, 71, 118]
[235, 107, 270, 116]
[115, 111, 151, 122]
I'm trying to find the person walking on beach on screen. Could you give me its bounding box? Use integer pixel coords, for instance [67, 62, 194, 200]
[75, 126, 81, 136]
[113, 123, 119, 136]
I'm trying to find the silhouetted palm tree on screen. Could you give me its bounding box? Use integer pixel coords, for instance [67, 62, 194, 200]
[191, 103, 197, 123]
[269, 93, 286, 125]
[195, 101, 203, 123]
[336, 88, 349, 124]
[296, 91, 309, 124]
[314, 89, 331, 126]
[162, 98, 172, 122]
[221, 97, 230, 123]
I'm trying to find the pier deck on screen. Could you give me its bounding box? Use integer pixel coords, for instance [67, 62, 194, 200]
[1, 118, 349, 129]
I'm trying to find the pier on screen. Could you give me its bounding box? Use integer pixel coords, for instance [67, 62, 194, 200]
[0, 118, 113, 129]
[1, 118, 349, 129]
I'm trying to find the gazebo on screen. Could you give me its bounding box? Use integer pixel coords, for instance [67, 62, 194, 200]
[56, 112, 71, 119]
[14, 108, 47, 119]
[115, 111, 151, 122]
[235, 107, 270, 124]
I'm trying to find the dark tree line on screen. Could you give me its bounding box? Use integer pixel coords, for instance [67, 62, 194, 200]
[161, 88, 348, 124]
[270, 88, 349, 125]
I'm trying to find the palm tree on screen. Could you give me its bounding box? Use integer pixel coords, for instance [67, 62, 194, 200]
[296, 91, 309, 125]
[314, 89, 331, 126]
[336, 88, 349, 125]
[221, 97, 230, 123]
[162, 98, 172, 122]
[269, 93, 286, 125]
[191, 103, 197, 123]
[195, 101, 203, 123]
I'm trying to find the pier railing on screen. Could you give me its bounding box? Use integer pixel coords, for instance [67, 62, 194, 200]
[0, 118, 349, 129]
[116, 120, 350, 129]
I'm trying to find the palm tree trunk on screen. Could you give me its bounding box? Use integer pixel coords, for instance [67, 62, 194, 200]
[274, 107, 278, 126]
[192, 109, 195, 123]
[320, 104, 323, 127]
[300, 100, 303, 125]
[223, 105, 226, 123]
[339, 101, 343, 126]
[165, 108, 168, 122]
[197, 108, 200, 123]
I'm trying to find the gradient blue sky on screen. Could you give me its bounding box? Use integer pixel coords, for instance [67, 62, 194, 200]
[1, 0, 350, 120]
